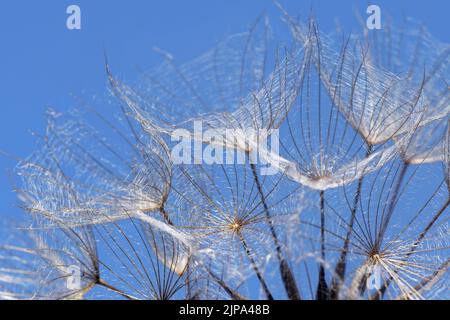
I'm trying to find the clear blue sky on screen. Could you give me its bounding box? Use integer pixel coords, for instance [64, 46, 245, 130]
[0, 1, 448, 296]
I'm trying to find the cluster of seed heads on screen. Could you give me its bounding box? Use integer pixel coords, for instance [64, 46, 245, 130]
[0, 7, 449, 300]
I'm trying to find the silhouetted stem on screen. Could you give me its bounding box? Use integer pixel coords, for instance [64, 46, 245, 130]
[410, 197, 450, 254]
[330, 145, 372, 299]
[159, 206, 173, 226]
[250, 162, 301, 300]
[97, 279, 136, 300]
[204, 268, 246, 300]
[316, 190, 329, 300]
[364, 162, 409, 299]
[378, 162, 409, 243]
[239, 233, 274, 300]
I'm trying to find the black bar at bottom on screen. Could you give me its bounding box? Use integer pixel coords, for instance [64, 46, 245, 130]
[0, 300, 444, 318]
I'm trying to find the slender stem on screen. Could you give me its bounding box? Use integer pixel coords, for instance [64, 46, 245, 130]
[160, 206, 173, 226]
[365, 162, 409, 299]
[97, 279, 137, 300]
[316, 190, 329, 300]
[249, 162, 301, 299]
[239, 233, 274, 300]
[330, 145, 373, 299]
[377, 162, 409, 244]
[410, 197, 450, 254]
[204, 268, 245, 300]
[320, 191, 326, 261]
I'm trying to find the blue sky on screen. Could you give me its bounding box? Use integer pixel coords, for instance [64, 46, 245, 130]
[0, 0, 448, 298]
